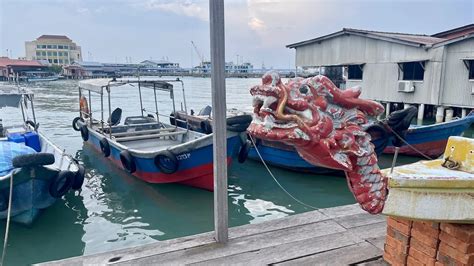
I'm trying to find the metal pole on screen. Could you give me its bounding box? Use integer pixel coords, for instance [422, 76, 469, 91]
[138, 80, 144, 117]
[101, 91, 104, 132]
[210, 0, 228, 243]
[88, 90, 92, 127]
[153, 84, 159, 122]
[107, 87, 112, 138]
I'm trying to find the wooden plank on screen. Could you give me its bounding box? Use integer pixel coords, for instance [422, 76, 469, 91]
[116, 220, 347, 265]
[190, 230, 363, 265]
[37, 210, 328, 265]
[347, 221, 387, 242]
[228, 210, 328, 239]
[367, 236, 386, 251]
[334, 213, 385, 229]
[274, 241, 382, 265]
[209, 0, 228, 243]
[319, 203, 366, 218]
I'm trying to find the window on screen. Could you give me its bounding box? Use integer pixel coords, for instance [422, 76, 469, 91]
[47, 51, 52, 56]
[48, 59, 52, 63]
[347, 64, 363, 80]
[399, 61, 425, 81]
[58, 59, 63, 64]
[52, 45, 57, 49]
[36, 45, 41, 48]
[47, 45, 52, 49]
[42, 51, 46, 56]
[469, 60, 474, 80]
[53, 59, 58, 63]
[52, 51, 57, 56]
[36, 51, 41, 56]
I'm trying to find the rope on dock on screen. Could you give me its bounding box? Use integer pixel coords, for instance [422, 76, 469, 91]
[248, 135, 320, 211]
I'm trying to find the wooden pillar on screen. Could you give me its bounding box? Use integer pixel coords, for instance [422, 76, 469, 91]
[385, 102, 391, 117]
[445, 109, 454, 122]
[417, 104, 425, 122]
[436, 106, 445, 124]
[209, 0, 228, 243]
[461, 108, 467, 118]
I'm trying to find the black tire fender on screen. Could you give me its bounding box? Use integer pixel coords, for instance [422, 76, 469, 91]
[80, 125, 89, 141]
[200, 120, 213, 134]
[25, 120, 39, 130]
[238, 140, 251, 163]
[120, 150, 136, 173]
[49, 170, 74, 198]
[12, 153, 55, 168]
[71, 165, 86, 190]
[154, 150, 179, 174]
[99, 138, 111, 157]
[72, 117, 82, 131]
[226, 115, 252, 132]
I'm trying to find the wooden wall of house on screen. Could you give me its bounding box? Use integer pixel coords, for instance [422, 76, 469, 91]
[441, 38, 474, 108]
[294, 34, 446, 106]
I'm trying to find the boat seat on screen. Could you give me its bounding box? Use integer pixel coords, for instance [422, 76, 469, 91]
[114, 131, 186, 142]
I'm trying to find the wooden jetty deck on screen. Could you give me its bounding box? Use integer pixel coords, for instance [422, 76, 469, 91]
[39, 204, 387, 265]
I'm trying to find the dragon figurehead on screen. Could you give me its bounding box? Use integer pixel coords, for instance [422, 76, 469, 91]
[248, 71, 388, 214]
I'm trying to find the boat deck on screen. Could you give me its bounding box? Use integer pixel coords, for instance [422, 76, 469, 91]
[38, 204, 387, 265]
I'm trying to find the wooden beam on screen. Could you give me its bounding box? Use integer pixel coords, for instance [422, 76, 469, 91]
[209, 0, 228, 243]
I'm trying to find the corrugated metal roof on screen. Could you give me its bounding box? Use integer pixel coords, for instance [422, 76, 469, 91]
[287, 28, 446, 48]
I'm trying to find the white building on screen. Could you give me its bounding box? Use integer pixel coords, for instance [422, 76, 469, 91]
[25, 35, 82, 65]
[287, 24, 474, 119]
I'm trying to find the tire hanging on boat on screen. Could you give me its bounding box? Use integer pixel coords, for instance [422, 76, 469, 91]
[12, 153, 55, 168]
[49, 170, 74, 198]
[238, 140, 251, 163]
[120, 150, 136, 173]
[227, 115, 252, 132]
[72, 117, 83, 131]
[200, 120, 213, 134]
[72, 165, 86, 190]
[80, 125, 89, 141]
[154, 150, 179, 174]
[99, 138, 111, 157]
[25, 120, 39, 130]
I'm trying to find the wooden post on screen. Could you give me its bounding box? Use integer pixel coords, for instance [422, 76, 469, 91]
[436, 106, 445, 124]
[209, 0, 228, 243]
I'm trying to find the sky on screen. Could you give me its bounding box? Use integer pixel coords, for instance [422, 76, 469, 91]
[0, 0, 473, 69]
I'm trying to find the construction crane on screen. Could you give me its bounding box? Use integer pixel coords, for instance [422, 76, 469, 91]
[191, 41, 205, 68]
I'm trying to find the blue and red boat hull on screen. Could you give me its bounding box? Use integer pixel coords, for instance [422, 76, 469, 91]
[86, 131, 243, 191]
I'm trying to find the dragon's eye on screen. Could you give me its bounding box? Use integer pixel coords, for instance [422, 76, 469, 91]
[299, 85, 309, 94]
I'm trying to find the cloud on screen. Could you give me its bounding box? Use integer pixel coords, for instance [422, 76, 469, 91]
[137, 0, 208, 21]
[248, 17, 266, 31]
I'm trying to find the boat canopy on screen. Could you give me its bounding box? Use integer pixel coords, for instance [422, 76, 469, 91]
[78, 78, 174, 94]
[0, 88, 33, 108]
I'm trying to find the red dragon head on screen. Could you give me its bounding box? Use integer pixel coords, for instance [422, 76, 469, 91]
[248, 71, 388, 214]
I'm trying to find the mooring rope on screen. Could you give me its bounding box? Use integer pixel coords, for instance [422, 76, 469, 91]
[1, 172, 14, 266]
[385, 126, 434, 160]
[248, 135, 320, 210]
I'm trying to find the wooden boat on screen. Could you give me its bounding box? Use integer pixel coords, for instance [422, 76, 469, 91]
[0, 87, 85, 225]
[379, 111, 474, 157]
[25, 71, 59, 82]
[382, 136, 474, 222]
[73, 79, 249, 191]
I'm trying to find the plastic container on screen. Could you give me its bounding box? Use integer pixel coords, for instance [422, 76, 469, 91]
[7, 133, 25, 144]
[24, 131, 41, 152]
